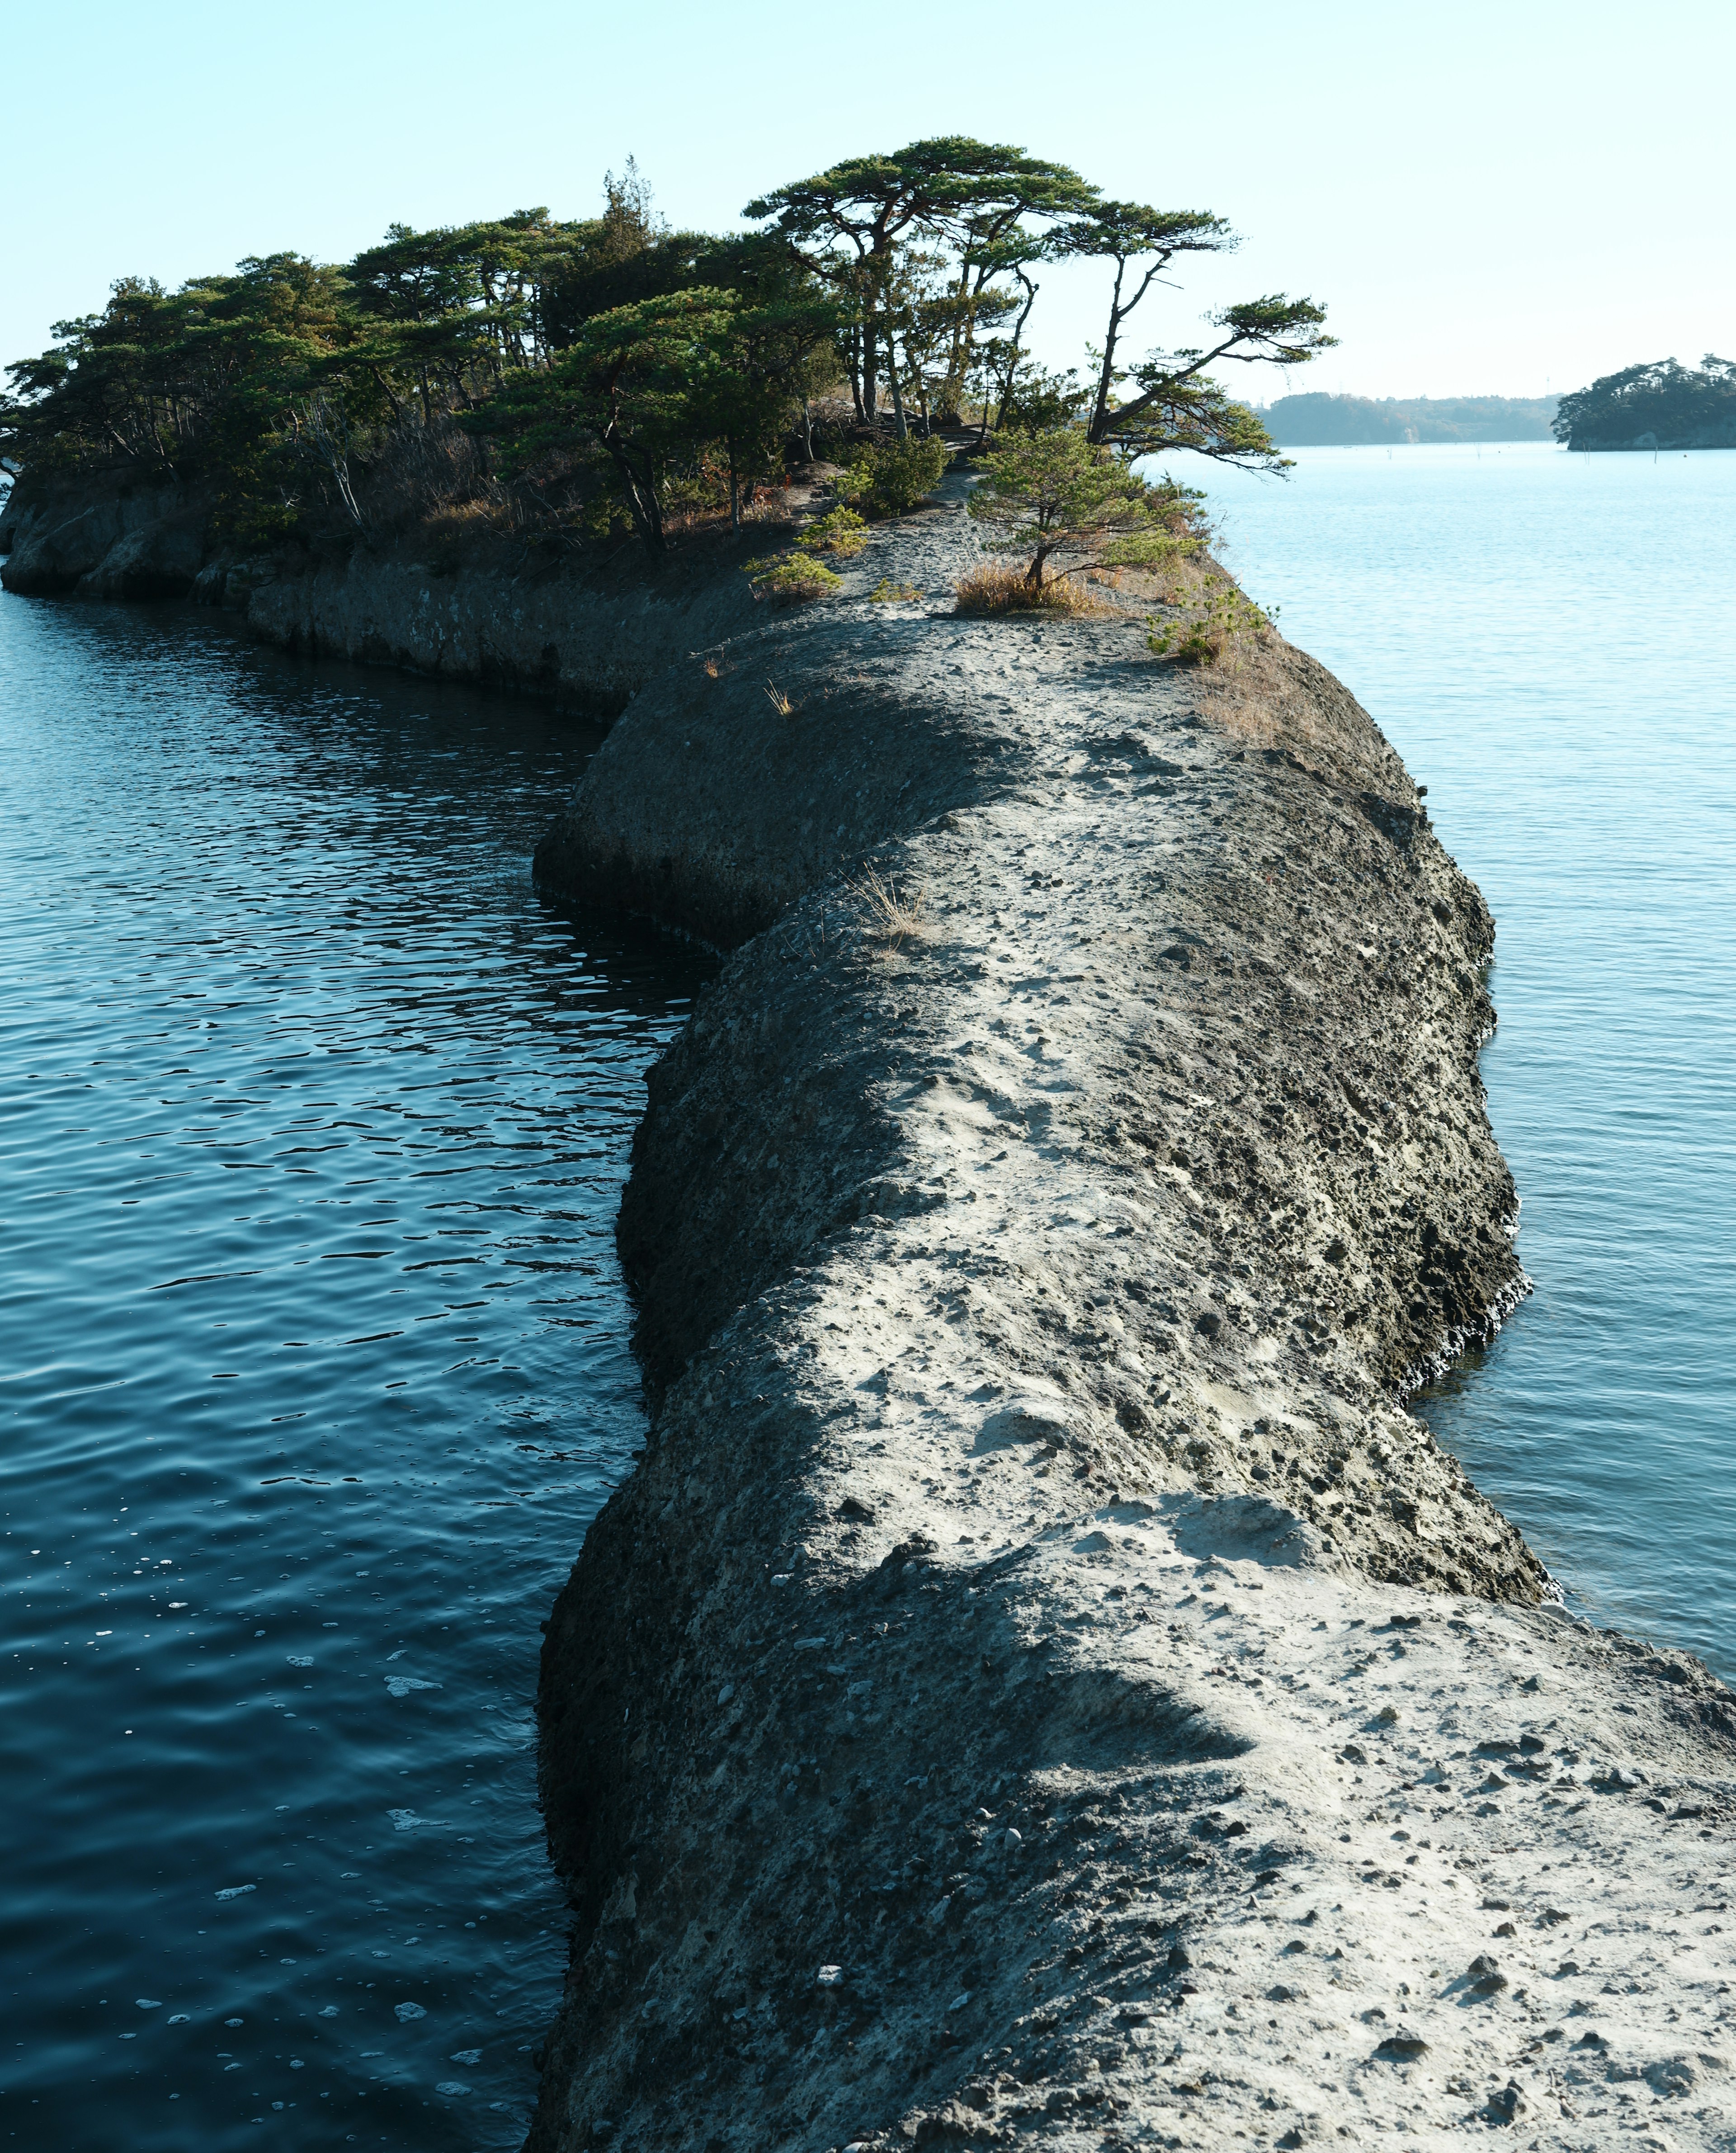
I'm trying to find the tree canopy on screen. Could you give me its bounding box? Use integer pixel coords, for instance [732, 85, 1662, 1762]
[1552, 357, 1736, 451]
[1, 140, 1329, 558]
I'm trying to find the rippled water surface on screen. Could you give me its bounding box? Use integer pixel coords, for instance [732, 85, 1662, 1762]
[1207, 441, 1736, 1671]
[0, 598, 708, 2148]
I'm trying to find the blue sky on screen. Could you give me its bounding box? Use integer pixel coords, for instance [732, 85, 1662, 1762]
[5, 0, 1729, 404]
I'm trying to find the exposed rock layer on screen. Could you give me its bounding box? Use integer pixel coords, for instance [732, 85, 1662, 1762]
[0, 475, 760, 715]
[0, 474, 209, 599]
[527, 498, 1736, 2149]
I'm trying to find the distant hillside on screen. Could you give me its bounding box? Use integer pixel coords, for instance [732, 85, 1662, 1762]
[1257, 392, 1558, 446]
[1552, 358, 1736, 451]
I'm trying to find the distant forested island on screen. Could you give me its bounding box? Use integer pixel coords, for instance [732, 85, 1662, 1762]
[1256, 392, 1557, 446]
[1552, 357, 1736, 451]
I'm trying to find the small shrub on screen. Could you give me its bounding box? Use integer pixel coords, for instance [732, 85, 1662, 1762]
[967, 428, 1197, 589]
[1147, 586, 1272, 666]
[743, 553, 843, 604]
[838, 436, 952, 518]
[954, 562, 1112, 617]
[869, 578, 922, 604]
[851, 868, 929, 948]
[794, 505, 868, 557]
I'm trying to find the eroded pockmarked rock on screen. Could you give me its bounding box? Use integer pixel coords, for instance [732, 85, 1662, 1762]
[528, 492, 1736, 2152]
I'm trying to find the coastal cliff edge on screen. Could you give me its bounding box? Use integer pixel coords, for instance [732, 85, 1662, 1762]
[9, 467, 1735, 2145]
[526, 496, 1736, 2149]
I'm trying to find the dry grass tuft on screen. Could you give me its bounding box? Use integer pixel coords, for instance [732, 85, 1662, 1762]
[953, 562, 1116, 618]
[850, 867, 929, 949]
[764, 680, 798, 718]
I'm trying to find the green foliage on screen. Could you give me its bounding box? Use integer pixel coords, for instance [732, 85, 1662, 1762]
[0, 165, 839, 558]
[745, 139, 1095, 434]
[794, 505, 868, 556]
[0, 142, 1334, 562]
[742, 552, 843, 602]
[869, 577, 921, 603]
[1552, 356, 1736, 450]
[1146, 586, 1271, 666]
[966, 429, 1197, 586]
[994, 359, 1089, 433]
[836, 435, 951, 516]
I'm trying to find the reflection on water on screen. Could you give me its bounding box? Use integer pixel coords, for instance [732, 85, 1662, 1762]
[0, 597, 710, 2149]
[1207, 442, 1736, 1671]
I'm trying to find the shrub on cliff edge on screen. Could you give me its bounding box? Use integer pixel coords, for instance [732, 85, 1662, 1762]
[966, 428, 1202, 591]
[1146, 584, 1272, 667]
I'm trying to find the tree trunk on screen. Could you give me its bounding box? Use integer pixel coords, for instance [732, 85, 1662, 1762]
[995, 269, 1041, 434]
[861, 324, 878, 433]
[600, 425, 664, 560]
[729, 451, 741, 535]
[1088, 260, 1128, 446]
[888, 347, 908, 442]
[846, 329, 865, 426]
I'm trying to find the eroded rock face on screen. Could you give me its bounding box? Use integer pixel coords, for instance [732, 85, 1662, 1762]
[524, 502, 1736, 2150]
[0, 470, 767, 712]
[0, 477, 208, 597]
[237, 545, 760, 719]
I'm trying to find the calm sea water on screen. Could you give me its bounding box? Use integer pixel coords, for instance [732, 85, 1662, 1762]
[1206, 440, 1736, 1671]
[0, 599, 708, 2149]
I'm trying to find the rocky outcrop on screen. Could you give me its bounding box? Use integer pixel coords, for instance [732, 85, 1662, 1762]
[0, 470, 768, 713]
[10, 462, 1735, 2142]
[523, 494, 1736, 2150]
[1586, 420, 1736, 450]
[232, 542, 761, 719]
[0, 474, 209, 597]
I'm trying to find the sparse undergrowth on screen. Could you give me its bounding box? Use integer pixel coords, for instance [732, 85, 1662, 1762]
[869, 578, 922, 604]
[836, 437, 953, 518]
[953, 562, 1115, 617]
[850, 867, 929, 948]
[743, 553, 843, 604]
[795, 506, 869, 558]
[1147, 583, 1274, 667]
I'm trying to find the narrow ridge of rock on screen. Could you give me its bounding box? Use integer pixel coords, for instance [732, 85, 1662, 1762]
[527, 496, 1736, 2150]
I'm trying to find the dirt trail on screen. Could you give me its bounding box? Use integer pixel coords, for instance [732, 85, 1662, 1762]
[528, 484, 1736, 2151]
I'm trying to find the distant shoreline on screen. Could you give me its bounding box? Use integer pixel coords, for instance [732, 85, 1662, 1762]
[1256, 389, 1557, 448]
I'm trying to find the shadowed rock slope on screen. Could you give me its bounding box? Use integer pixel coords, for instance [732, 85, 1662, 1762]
[528, 497, 1736, 2150]
[0, 470, 764, 715]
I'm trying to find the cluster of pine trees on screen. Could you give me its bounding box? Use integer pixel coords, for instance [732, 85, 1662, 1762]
[1552, 357, 1736, 451]
[0, 143, 1330, 561]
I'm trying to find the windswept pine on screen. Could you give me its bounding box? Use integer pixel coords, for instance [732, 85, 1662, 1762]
[0, 142, 1330, 576]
